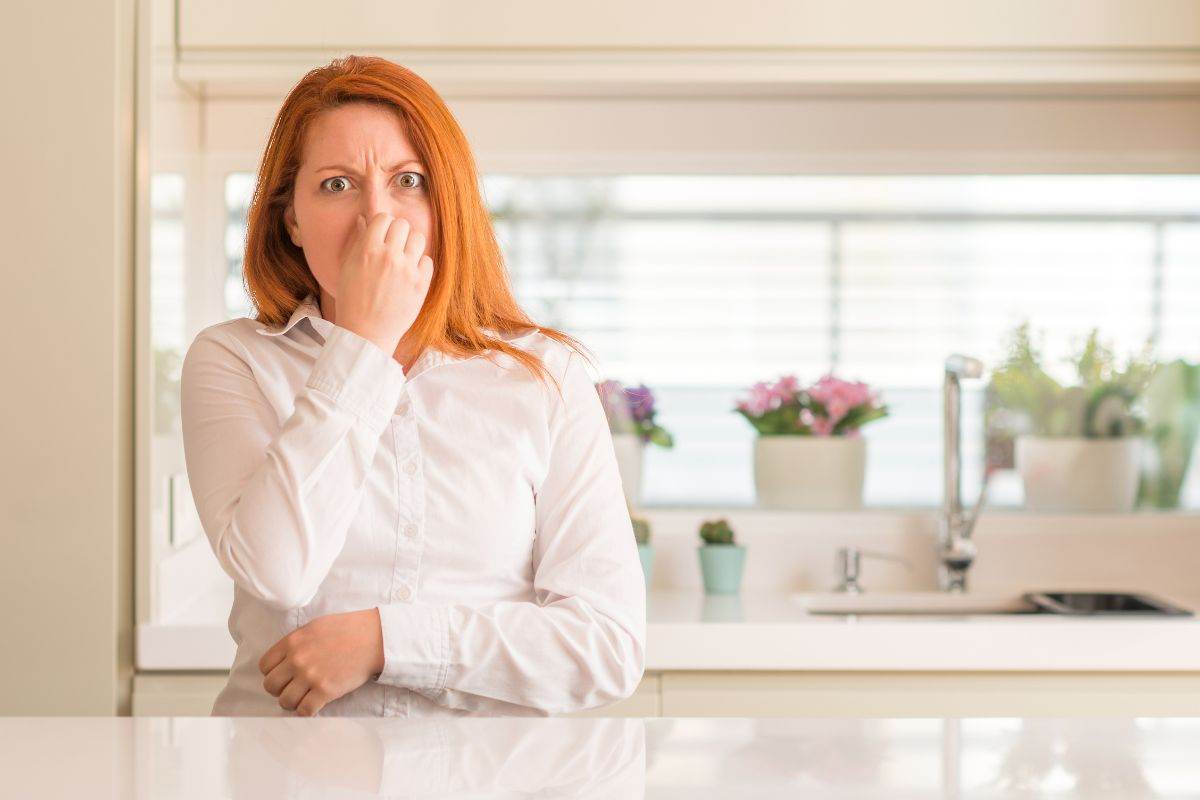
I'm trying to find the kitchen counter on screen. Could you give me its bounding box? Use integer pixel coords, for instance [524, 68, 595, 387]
[6, 715, 1199, 797]
[137, 587, 1200, 672]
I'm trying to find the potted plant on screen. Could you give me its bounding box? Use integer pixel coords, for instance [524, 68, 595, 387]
[734, 374, 889, 509]
[597, 379, 674, 505]
[631, 512, 654, 588]
[1138, 359, 1200, 509]
[986, 323, 1155, 512]
[698, 518, 746, 595]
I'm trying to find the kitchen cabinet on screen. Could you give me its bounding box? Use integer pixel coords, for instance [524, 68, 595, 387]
[658, 671, 1200, 717]
[176, 0, 1200, 94]
[133, 669, 1200, 718]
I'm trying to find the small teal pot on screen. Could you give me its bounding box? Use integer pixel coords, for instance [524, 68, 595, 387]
[637, 543, 655, 588]
[698, 544, 746, 595]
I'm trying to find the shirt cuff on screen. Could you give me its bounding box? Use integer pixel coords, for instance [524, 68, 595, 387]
[375, 602, 451, 691]
[305, 325, 407, 428]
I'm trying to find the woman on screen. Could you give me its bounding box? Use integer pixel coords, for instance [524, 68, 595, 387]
[180, 55, 645, 717]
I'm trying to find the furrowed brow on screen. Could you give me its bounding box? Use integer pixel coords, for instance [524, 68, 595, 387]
[315, 160, 423, 174]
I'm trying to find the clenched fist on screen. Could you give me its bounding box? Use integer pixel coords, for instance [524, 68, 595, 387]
[259, 608, 385, 716]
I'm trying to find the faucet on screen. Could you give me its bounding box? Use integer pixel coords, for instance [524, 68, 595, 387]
[940, 354, 986, 592]
[835, 547, 913, 593]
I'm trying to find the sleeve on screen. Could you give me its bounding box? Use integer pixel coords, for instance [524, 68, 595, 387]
[371, 349, 647, 715]
[180, 324, 408, 611]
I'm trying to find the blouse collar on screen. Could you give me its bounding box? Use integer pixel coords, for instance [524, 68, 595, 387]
[254, 293, 540, 372]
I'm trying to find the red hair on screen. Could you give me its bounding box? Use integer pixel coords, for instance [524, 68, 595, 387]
[241, 54, 591, 391]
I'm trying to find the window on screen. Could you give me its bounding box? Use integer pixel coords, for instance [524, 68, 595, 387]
[221, 173, 1200, 509]
[484, 175, 1200, 508]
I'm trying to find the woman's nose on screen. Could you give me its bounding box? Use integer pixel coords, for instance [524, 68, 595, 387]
[360, 181, 398, 221]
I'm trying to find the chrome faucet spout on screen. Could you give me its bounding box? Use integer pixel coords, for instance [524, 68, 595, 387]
[940, 354, 985, 592]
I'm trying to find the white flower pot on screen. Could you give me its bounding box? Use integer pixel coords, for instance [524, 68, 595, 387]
[1015, 435, 1142, 512]
[610, 432, 644, 506]
[753, 435, 866, 510]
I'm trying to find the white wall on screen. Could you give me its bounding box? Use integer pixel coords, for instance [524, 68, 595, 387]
[0, 0, 138, 713]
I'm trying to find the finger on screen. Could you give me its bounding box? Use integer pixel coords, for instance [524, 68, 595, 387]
[262, 659, 294, 697]
[259, 641, 287, 675]
[364, 212, 393, 245]
[403, 230, 426, 261]
[278, 675, 309, 712]
[384, 216, 411, 248]
[419, 254, 434, 274]
[295, 688, 326, 717]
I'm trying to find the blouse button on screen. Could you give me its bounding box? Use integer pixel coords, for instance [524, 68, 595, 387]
[395, 585, 411, 601]
[403, 460, 418, 476]
[403, 523, 418, 538]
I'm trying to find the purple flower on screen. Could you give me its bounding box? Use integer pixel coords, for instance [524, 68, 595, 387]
[597, 379, 668, 444]
[625, 384, 656, 423]
[596, 380, 633, 430]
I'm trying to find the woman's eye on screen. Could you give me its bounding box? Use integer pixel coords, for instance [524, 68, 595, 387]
[320, 176, 350, 193]
[396, 171, 425, 190]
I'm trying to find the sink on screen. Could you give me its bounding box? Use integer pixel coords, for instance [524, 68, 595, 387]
[1024, 591, 1192, 617]
[797, 591, 1035, 615]
[795, 591, 1193, 617]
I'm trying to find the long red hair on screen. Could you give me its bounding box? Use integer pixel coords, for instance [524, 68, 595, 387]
[241, 54, 590, 391]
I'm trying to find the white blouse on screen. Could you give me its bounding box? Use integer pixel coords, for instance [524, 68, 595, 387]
[179, 293, 645, 717]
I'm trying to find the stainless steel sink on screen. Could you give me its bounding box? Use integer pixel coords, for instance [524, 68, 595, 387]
[1024, 591, 1192, 617]
[795, 591, 1192, 617]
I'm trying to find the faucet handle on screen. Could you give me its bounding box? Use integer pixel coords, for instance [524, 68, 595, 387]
[835, 547, 913, 593]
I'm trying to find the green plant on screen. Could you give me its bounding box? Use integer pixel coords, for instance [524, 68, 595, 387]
[1138, 359, 1200, 508]
[987, 323, 1155, 439]
[631, 515, 652, 546]
[699, 518, 736, 546]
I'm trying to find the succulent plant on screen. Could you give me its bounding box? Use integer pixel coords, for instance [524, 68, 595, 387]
[631, 515, 652, 546]
[699, 518, 736, 546]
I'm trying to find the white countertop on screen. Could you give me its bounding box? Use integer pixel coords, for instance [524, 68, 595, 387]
[137, 586, 1200, 672]
[6, 715, 1200, 797]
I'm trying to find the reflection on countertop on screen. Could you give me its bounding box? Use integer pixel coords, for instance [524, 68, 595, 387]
[4, 715, 1199, 798]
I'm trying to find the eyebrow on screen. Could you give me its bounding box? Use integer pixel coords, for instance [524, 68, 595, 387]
[314, 160, 424, 174]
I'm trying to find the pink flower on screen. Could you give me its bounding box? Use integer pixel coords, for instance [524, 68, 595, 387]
[736, 374, 802, 417]
[736, 381, 778, 416]
[807, 374, 877, 435]
[773, 374, 800, 397]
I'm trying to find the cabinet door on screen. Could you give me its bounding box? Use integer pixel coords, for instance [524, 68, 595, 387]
[660, 671, 1200, 717]
[133, 674, 226, 716]
[569, 674, 660, 718]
